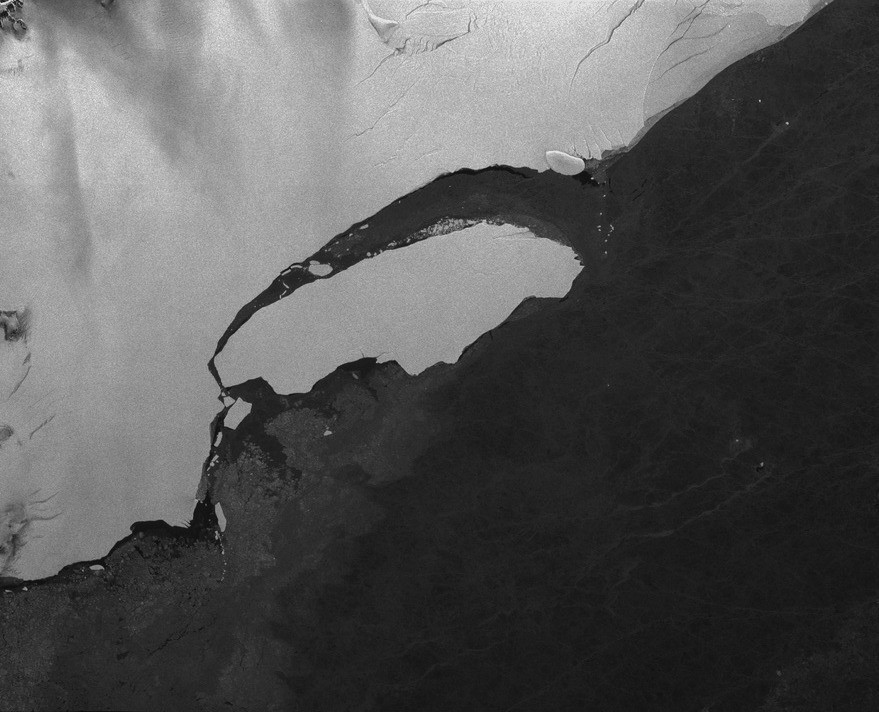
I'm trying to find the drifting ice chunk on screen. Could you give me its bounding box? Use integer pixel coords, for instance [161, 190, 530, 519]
[223, 399, 252, 430]
[545, 150, 586, 176]
[307, 262, 334, 277]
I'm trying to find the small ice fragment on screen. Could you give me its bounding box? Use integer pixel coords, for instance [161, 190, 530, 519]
[215, 502, 226, 532]
[89, 564, 104, 572]
[323, 429, 333, 436]
[223, 399, 252, 430]
[545, 150, 586, 176]
[307, 262, 333, 277]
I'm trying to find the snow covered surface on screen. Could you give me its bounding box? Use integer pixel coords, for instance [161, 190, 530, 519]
[0, 0, 828, 578]
[215, 223, 583, 395]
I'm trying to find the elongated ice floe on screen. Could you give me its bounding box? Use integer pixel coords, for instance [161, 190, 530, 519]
[545, 150, 586, 176]
[215, 222, 583, 396]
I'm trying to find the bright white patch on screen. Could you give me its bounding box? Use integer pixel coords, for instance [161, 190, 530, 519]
[215, 502, 226, 533]
[545, 150, 586, 176]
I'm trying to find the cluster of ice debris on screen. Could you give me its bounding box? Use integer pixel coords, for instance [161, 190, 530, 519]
[0, 0, 113, 34]
[0, 0, 26, 34]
